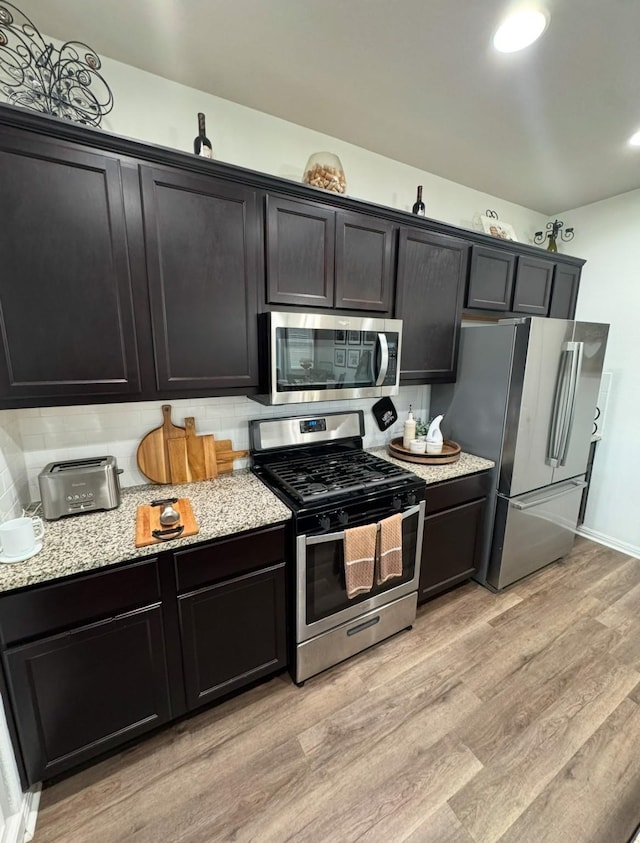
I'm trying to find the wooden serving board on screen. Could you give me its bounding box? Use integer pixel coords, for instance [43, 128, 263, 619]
[136, 405, 186, 484]
[214, 439, 249, 475]
[388, 437, 461, 465]
[135, 498, 199, 547]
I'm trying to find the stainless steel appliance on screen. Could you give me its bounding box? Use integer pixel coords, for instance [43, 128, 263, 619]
[38, 456, 123, 520]
[250, 410, 425, 683]
[431, 317, 609, 590]
[253, 312, 402, 405]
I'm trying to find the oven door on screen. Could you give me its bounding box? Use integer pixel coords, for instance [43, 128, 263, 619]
[296, 501, 425, 643]
[266, 311, 401, 404]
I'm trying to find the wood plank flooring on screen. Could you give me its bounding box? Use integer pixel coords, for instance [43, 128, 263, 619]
[34, 537, 640, 843]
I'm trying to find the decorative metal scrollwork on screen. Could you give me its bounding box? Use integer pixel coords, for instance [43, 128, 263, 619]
[0, 2, 113, 126]
[534, 219, 575, 253]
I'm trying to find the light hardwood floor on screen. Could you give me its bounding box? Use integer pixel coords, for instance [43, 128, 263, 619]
[34, 537, 640, 843]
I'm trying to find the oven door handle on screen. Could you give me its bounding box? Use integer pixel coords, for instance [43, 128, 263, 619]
[305, 503, 423, 545]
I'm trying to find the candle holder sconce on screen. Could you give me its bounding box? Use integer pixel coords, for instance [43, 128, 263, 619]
[534, 219, 575, 253]
[0, 2, 113, 127]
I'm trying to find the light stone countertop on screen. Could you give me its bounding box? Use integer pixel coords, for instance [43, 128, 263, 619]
[370, 447, 495, 483]
[0, 470, 291, 594]
[0, 449, 494, 594]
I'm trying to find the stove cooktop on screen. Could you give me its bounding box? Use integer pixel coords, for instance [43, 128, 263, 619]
[261, 450, 418, 505]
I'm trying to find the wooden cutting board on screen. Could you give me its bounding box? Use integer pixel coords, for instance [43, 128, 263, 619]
[185, 417, 218, 480]
[214, 439, 249, 474]
[137, 405, 186, 484]
[135, 498, 199, 547]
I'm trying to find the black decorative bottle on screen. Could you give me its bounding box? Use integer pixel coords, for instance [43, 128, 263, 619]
[194, 113, 213, 158]
[412, 185, 425, 216]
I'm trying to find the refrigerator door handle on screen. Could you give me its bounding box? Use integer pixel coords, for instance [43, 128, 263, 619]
[558, 342, 583, 466]
[511, 479, 587, 510]
[547, 342, 582, 467]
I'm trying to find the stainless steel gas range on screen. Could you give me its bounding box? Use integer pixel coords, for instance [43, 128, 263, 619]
[250, 410, 426, 684]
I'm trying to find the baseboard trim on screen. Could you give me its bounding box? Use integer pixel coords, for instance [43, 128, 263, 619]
[577, 526, 640, 560]
[1, 785, 40, 843]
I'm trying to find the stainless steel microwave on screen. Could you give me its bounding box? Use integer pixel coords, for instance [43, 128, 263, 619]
[253, 312, 402, 405]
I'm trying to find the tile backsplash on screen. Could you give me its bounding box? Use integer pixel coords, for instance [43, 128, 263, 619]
[10, 386, 429, 504]
[0, 410, 28, 521]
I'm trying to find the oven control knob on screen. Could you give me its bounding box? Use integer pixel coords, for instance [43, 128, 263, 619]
[317, 514, 331, 532]
[392, 495, 402, 511]
[337, 510, 348, 526]
[407, 492, 417, 506]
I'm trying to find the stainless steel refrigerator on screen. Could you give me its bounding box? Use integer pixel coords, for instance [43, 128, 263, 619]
[431, 317, 609, 590]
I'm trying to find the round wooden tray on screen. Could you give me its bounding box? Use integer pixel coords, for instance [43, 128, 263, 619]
[388, 437, 461, 465]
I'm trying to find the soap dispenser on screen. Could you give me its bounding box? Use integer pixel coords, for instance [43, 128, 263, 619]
[426, 415, 444, 454]
[403, 405, 416, 450]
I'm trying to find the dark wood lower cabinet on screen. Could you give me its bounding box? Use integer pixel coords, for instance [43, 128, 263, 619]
[179, 563, 286, 710]
[419, 472, 491, 604]
[4, 606, 170, 783]
[0, 524, 288, 785]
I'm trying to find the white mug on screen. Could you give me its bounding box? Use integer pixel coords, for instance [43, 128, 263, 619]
[0, 516, 44, 559]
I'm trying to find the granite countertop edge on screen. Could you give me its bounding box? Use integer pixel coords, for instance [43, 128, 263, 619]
[0, 450, 494, 594]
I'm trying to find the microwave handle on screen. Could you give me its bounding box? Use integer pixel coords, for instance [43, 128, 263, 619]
[374, 333, 389, 386]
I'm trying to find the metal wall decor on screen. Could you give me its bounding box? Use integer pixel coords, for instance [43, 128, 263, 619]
[534, 219, 575, 253]
[0, 2, 113, 126]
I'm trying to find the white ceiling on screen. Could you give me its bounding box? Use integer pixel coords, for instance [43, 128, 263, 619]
[14, 0, 640, 214]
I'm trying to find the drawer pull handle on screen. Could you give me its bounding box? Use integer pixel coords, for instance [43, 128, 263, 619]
[347, 616, 380, 636]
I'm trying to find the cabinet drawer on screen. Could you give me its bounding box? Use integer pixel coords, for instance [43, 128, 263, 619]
[0, 558, 160, 647]
[425, 471, 492, 515]
[174, 525, 286, 593]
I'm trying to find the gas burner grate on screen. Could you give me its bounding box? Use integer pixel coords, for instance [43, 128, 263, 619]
[262, 450, 415, 504]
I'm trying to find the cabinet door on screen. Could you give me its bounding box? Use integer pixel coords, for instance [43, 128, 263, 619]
[396, 228, 469, 382]
[419, 498, 486, 604]
[467, 245, 516, 311]
[0, 132, 141, 405]
[335, 211, 395, 311]
[549, 263, 581, 319]
[141, 166, 259, 392]
[179, 563, 286, 710]
[4, 606, 171, 784]
[512, 255, 554, 315]
[265, 195, 335, 307]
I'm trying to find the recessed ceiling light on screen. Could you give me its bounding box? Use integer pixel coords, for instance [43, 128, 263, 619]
[629, 130, 640, 146]
[493, 9, 549, 53]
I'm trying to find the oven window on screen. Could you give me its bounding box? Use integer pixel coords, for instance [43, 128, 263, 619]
[305, 516, 418, 625]
[276, 327, 376, 392]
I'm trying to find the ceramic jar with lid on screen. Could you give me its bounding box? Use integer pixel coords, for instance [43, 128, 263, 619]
[302, 152, 347, 194]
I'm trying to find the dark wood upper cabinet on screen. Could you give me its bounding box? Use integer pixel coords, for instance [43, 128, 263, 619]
[512, 255, 554, 315]
[0, 132, 141, 405]
[265, 195, 395, 312]
[467, 245, 516, 311]
[265, 195, 335, 307]
[396, 227, 469, 383]
[141, 166, 260, 392]
[334, 211, 395, 311]
[549, 263, 581, 319]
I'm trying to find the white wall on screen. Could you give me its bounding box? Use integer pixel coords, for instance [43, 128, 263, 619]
[94, 50, 548, 241]
[566, 189, 640, 556]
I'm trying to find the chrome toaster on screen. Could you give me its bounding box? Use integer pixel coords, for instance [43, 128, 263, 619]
[38, 456, 123, 520]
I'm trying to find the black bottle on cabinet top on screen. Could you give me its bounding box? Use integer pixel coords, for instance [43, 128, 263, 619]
[412, 185, 425, 215]
[194, 113, 213, 158]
